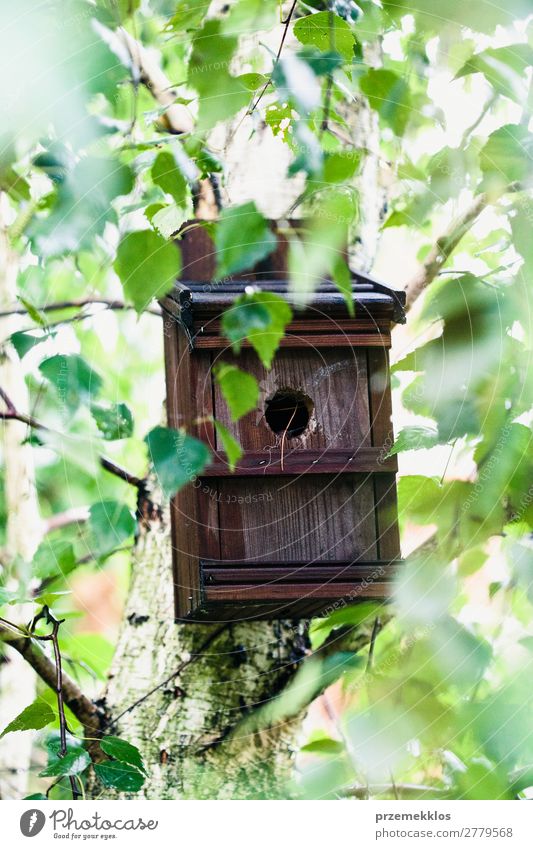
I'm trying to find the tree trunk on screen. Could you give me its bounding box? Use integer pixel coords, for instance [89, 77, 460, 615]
[0, 196, 42, 799]
[102, 26, 385, 799]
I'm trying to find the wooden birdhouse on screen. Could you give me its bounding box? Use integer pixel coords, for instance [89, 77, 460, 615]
[161, 222, 405, 621]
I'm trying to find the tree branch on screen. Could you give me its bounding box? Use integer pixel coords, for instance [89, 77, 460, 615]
[342, 783, 446, 799]
[0, 298, 161, 319]
[0, 625, 103, 759]
[249, 0, 298, 114]
[403, 192, 489, 311]
[117, 27, 194, 136]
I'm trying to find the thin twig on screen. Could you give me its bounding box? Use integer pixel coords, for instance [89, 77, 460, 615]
[366, 616, 381, 673]
[249, 0, 298, 114]
[35, 608, 80, 799]
[100, 456, 146, 490]
[0, 298, 161, 319]
[0, 385, 147, 492]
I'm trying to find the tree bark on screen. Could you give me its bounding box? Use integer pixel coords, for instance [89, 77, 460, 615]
[0, 195, 42, 799]
[101, 17, 385, 800]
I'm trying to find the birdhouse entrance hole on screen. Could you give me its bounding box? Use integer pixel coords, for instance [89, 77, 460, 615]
[265, 389, 313, 440]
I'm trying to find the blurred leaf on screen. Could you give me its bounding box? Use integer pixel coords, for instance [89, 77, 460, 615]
[145, 426, 211, 499]
[88, 501, 136, 559]
[151, 151, 188, 205]
[1, 699, 56, 738]
[39, 354, 103, 413]
[387, 426, 439, 455]
[455, 44, 533, 103]
[221, 290, 292, 368]
[90, 401, 133, 440]
[300, 736, 345, 756]
[114, 230, 181, 314]
[310, 601, 382, 648]
[479, 124, 533, 195]
[272, 53, 321, 114]
[215, 202, 277, 277]
[28, 158, 133, 257]
[213, 363, 259, 421]
[188, 20, 248, 130]
[214, 420, 243, 471]
[10, 330, 50, 359]
[294, 11, 355, 62]
[359, 69, 411, 136]
[148, 204, 187, 240]
[33, 539, 76, 581]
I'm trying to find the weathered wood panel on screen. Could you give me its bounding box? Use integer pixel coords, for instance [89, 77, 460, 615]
[216, 474, 377, 563]
[367, 347, 401, 561]
[213, 347, 372, 453]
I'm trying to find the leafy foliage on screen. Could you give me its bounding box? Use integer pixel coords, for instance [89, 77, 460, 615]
[0, 0, 532, 805]
[0, 700, 56, 738]
[145, 426, 211, 498]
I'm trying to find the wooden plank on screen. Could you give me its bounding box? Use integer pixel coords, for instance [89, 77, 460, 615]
[202, 448, 397, 476]
[194, 333, 391, 349]
[216, 474, 378, 563]
[165, 325, 208, 618]
[212, 347, 372, 453]
[202, 563, 397, 584]
[204, 582, 391, 602]
[367, 348, 401, 561]
[198, 318, 390, 334]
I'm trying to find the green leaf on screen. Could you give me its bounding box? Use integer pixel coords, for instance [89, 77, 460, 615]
[479, 124, 533, 195]
[359, 69, 411, 136]
[455, 44, 533, 103]
[323, 151, 361, 184]
[88, 501, 136, 559]
[310, 601, 382, 648]
[300, 737, 345, 756]
[1, 699, 56, 738]
[151, 151, 188, 205]
[294, 12, 355, 62]
[188, 20, 249, 130]
[222, 0, 277, 33]
[114, 230, 181, 314]
[215, 202, 277, 277]
[221, 291, 292, 368]
[168, 0, 208, 32]
[0, 587, 21, 607]
[10, 330, 50, 359]
[39, 747, 91, 777]
[94, 760, 145, 791]
[28, 158, 133, 258]
[145, 426, 211, 499]
[387, 426, 439, 456]
[272, 53, 321, 114]
[382, 0, 532, 35]
[332, 256, 354, 317]
[100, 736, 146, 774]
[33, 539, 77, 581]
[39, 354, 103, 412]
[148, 204, 187, 240]
[213, 420, 243, 472]
[213, 363, 259, 421]
[90, 401, 134, 440]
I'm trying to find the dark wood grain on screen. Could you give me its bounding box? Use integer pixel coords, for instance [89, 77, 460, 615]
[216, 474, 378, 563]
[202, 448, 397, 476]
[194, 333, 391, 349]
[213, 347, 372, 453]
[367, 347, 401, 561]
